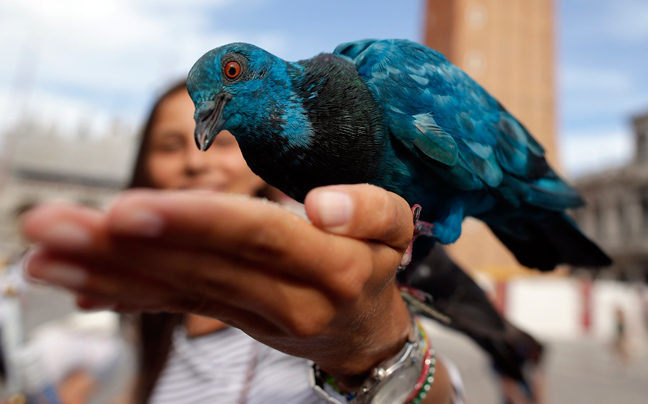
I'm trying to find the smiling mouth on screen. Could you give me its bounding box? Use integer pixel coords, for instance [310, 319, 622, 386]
[194, 92, 233, 151]
[181, 182, 227, 193]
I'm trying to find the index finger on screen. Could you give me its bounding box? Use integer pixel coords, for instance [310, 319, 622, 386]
[304, 184, 414, 252]
[105, 190, 369, 278]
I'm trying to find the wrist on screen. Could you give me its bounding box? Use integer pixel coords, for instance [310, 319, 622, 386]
[319, 287, 412, 387]
[310, 306, 436, 404]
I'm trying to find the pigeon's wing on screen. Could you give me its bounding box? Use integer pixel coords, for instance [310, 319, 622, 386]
[335, 39, 582, 209]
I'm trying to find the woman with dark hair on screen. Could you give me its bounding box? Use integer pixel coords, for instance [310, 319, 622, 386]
[21, 82, 461, 403]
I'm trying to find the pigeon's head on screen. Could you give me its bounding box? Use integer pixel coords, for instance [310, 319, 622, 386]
[187, 42, 288, 151]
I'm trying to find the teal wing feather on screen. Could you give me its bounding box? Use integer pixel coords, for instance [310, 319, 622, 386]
[335, 39, 583, 211]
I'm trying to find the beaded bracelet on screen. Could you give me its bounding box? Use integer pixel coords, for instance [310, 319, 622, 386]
[322, 373, 357, 402]
[405, 318, 436, 404]
[309, 313, 436, 404]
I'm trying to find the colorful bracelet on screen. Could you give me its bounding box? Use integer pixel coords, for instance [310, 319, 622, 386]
[406, 318, 436, 404]
[322, 372, 357, 402]
[309, 314, 435, 404]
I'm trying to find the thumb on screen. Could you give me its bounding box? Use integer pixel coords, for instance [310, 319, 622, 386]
[304, 184, 413, 252]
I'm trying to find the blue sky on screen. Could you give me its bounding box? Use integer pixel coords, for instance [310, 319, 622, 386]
[0, 0, 646, 177]
[557, 0, 648, 175]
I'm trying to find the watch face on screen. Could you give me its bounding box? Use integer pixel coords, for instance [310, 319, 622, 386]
[370, 365, 421, 404]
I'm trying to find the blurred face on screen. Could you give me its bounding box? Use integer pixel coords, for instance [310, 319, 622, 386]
[144, 89, 266, 195]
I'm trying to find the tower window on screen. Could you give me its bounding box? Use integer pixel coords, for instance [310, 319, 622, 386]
[466, 3, 488, 29]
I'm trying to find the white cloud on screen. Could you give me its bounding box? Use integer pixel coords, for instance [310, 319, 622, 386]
[0, 87, 134, 138]
[0, 0, 287, 139]
[565, 0, 648, 42]
[560, 66, 632, 93]
[558, 129, 635, 178]
[558, 64, 648, 122]
[601, 0, 648, 41]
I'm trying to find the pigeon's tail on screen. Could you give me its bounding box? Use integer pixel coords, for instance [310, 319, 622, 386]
[485, 210, 612, 271]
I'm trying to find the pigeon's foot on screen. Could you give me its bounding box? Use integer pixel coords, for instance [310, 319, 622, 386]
[398, 204, 435, 271]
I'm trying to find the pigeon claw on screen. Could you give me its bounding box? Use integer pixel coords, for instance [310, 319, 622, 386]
[398, 204, 435, 271]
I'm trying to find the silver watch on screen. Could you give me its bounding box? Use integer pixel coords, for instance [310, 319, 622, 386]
[309, 315, 432, 404]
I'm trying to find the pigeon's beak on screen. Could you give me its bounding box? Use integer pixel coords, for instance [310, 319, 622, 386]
[194, 92, 233, 151]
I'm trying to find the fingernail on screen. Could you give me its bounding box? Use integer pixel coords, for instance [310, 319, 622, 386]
[33, 263, 87, 288]
[317, 191, 353, 229]
[41, 223, 92, 249]
[112, 209, 164, 237]
[21, 248, 47, 285]
[400, 252, 411, 268]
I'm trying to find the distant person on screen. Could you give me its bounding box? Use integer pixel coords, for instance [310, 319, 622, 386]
[612, 306, 631, 365]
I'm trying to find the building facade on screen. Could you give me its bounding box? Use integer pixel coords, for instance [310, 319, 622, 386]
[424, 0, 558, 275]
[572, 113, 648, 282]
[0, 120, 136, 263]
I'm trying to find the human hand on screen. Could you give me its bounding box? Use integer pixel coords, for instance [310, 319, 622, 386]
[21, 184, 414, 383]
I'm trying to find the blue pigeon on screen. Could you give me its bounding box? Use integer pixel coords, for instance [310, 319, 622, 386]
[187, 39, 610, 271]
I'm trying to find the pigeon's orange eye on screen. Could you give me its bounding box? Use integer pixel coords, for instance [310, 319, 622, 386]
[224, 61, 241, 79]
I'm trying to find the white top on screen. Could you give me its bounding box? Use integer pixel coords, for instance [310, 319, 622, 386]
[149, 326, 466, 404]
[149, 327, 321, 404]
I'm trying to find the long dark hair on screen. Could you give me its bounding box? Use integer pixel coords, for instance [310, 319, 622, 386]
[129, 80, 277, 403]
[128, 80, 187, 189]
[128, 81, 188, 404]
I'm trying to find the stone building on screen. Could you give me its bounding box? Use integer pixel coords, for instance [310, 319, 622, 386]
[0, 120, 137, 262]
[572, 112, 648, 282]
